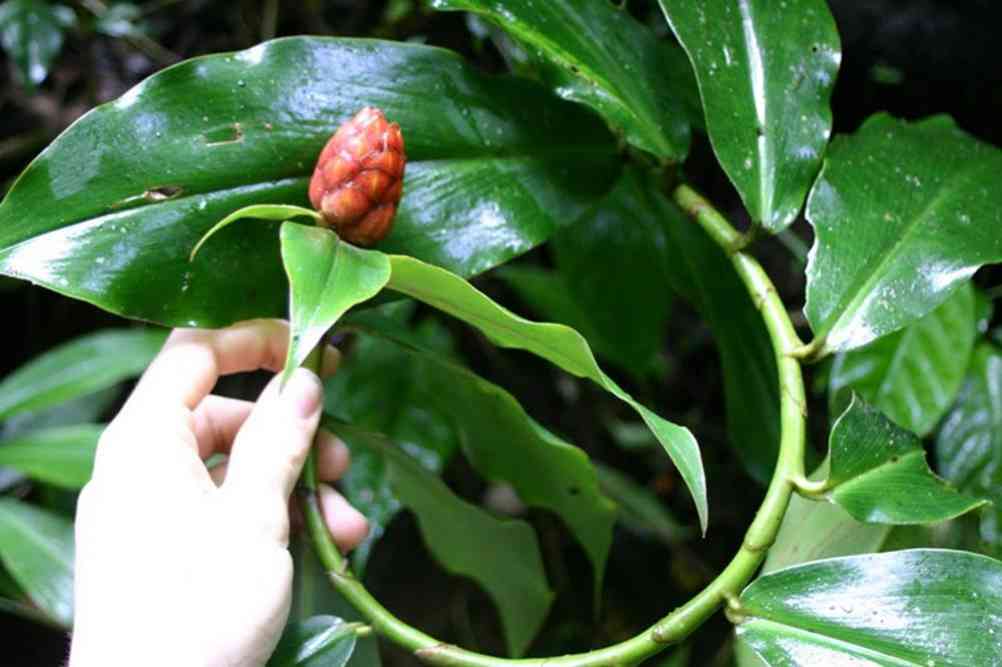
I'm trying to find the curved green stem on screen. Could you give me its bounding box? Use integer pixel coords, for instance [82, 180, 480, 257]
[299, 183, 810, 667]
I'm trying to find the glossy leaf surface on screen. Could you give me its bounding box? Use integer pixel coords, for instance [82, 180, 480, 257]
[430, 0, 692, 160]
[385, 255, 708, 534]
[0, 37, 619, 327]
[829, 283, 976, 436]
[805, 114, 1002, 352]
[658, 186, 779, 485]
[267, 615, 356, 667]
[327, 419, 552, 658]
[280, 222, 390, 380]
[937, 343, 1002, 550]
[0, 0, 75, 86]
[0, 328, 165, 420]
[0, 424, 100, 489]
[737, 549, 1002, 666]
[659, 0, 840, 231]
[0, 498, 73, 626]
[821, 396, 985, 524]
[549, 168, 673, 375]
[343, 311, 615, 594]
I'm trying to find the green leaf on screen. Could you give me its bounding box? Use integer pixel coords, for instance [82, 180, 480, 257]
[429, 0, 693, 160]
[0, 498, 73, 626]
[805, 114, 1002, 353]
[289, 535, 381, 667]
[829, 283, 977, 436]
[326, 306, 459, 573]
[342, 312, 615, 600]
[384, 254, 708, 534]
[737, 549, 1002, 666]
[595, 463, 691, 545]
[658, 0, 840, 232]
[0, 328, 165, 421]
[936, 343, 1002, 551]
[658, 186, 779, 485]
[327, 419, 553, 658]
[267, 616, 357, 667]
[0, 37, 620, 327]
[499, 169, 675, 377]
[763, 492, 892, 575]
[280, 222, 391, 381]
[0, 0, 75, 87]
[817, 395, 986, 525]
[0, 424, 101, 489]
[550, 168, 673, 375]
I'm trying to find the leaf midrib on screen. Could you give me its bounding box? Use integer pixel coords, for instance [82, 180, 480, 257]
[738, 617, 933, 666]
[818, 157, 994, 345]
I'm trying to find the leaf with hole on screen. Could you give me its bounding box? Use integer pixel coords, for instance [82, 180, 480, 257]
[0, 37, 619, 327]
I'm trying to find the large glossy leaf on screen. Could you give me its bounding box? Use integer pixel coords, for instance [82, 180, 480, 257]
[0, 328, 165, 420]
[343, 311, 616, 597]
[549, 168, 673, 375]
[326, 419, 553, 658]
[936, 343, 1002, 550]
[0, 0, 75, 87]
[736, 549, 1002, 666]
[658, 0, 840, 232]
[280, 221, 391, 380]
[267, 615, 356, 667]
[829, 283, 977, 436]
[430, 0, 692, 160]
[0, 37, 619, 327]
[816, 395, 985, 525]
[0, 424, 100, 489]
[384, 255, 708, 534]
[0, 498, 73, 626]
[658, 185, 779, 485]
[805, 114, 1002, 353]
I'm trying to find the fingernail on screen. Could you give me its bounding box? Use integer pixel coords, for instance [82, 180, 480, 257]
[283, 367, 322, 419]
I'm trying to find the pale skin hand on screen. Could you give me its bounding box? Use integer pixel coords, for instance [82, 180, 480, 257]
[69, 320, 369, 667]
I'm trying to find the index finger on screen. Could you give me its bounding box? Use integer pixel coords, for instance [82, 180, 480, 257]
[123, 319, 339, 417]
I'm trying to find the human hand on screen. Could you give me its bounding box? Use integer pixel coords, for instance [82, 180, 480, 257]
[69, 320, 369, 667]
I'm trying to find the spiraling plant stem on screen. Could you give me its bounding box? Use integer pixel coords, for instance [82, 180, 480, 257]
[299, 183, 810, 666]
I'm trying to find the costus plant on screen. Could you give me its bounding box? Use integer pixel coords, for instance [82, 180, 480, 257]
[0, 1, 1000, 666]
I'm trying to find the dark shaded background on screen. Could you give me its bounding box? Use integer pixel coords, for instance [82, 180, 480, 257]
[1, 1, 1000, 665]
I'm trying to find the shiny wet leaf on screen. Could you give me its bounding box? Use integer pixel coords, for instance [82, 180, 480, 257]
[805, 114, 1002, 353]
[658, 0, 840, 232]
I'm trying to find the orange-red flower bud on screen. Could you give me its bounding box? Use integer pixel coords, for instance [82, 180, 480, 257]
[308, 107, 406, 246]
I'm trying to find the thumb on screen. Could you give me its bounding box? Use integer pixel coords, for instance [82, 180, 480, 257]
[222, 367, 323, 544]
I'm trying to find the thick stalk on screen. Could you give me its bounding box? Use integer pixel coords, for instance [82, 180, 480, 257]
[299, 184, 809, 666]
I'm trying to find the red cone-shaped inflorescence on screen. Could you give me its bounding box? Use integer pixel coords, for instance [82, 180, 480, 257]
[308, 107, 406, 246]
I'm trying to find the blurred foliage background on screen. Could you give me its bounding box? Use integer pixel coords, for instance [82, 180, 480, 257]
[1, 1, 1000, 665]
